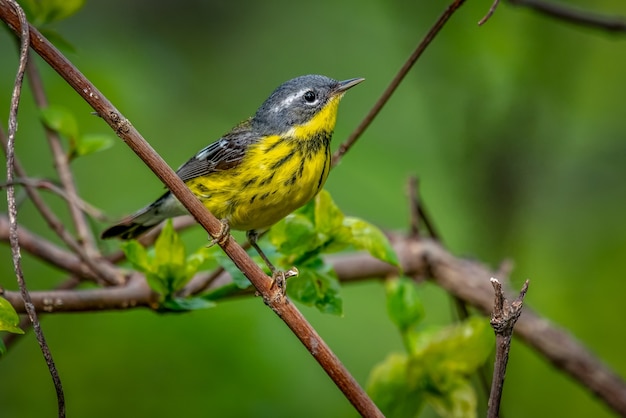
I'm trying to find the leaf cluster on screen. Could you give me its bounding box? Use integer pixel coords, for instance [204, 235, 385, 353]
[368, 278, 495, 418]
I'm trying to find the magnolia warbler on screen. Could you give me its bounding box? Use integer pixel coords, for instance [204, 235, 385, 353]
[101, 74, 364, 282]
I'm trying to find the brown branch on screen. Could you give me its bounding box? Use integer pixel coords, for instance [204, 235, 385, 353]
[0, 177, 108, 221]
[479, 0, 502, 26]
[0, 214, 99, 281]
[507, 0, 626, 33]
[332, 0, 467, 167]
[2, 273, 156, 312]
[333, 237, 626, 416]
[0, 4, 382, 416]
[487, 278, 529, 418]
[3, 1, 65, 416]
[3, 235, 625, 415]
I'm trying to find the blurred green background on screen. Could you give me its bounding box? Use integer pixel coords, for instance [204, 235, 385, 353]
[2, 0, 626, 416]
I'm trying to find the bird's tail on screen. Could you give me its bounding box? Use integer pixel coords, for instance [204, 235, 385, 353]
[101, 192, 176, 240]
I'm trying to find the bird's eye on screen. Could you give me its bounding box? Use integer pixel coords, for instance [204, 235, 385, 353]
[303, 90, 317, 104]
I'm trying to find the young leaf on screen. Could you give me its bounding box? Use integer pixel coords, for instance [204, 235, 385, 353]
[269, 212, 318, 260]
[343, 217, 399, 267]
[209, 246, 251, 289]
[40, 105, 79, 140]
[121, 240, 151, 273]
[417, 316, 495, 376]
[425, 377, 477, 418]
[287, 260, 343, 315]
[386, 277, 425, 334]
[313, 189, 345, 235]
[74, 133, 114, 158]
[0, 298, 23, 335]
[22, 0, 85, 25]
[152, 220, 188, 292]
[161, 297, 216, 312]
[0, 297, 24, 334]
[367, 353, 425, 418]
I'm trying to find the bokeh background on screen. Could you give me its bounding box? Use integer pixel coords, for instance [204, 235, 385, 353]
[2, 0, 626, 416]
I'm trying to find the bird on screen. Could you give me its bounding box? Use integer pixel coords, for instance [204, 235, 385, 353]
[101, 74, 364, 284]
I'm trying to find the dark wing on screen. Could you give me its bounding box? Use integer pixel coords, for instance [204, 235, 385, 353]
[176, 120, 260, 182]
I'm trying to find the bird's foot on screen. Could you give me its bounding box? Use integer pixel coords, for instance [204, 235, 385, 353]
[207, 219, 230, 247]
[270, 267, 299, 297]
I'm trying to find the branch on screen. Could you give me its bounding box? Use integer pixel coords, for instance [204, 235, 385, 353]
[0, 214, 99, 281]
[487, 278, 529, 418]
[2, 1, 65, 416]
[3, 234, 625, 415]
[334, 237, 626, 417]
[0, 4, 381, 416]
[508, 0, 626, 33]
[331, 0, 467, 167]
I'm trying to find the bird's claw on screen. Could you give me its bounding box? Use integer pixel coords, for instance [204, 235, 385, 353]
[270, 267, 299, 296]
[207, 219, 230, 247]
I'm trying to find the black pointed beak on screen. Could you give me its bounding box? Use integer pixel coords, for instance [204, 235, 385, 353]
[333, 77, 365, 95]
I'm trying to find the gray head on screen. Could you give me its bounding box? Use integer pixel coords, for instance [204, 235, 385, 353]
[252, 74, 364, 135]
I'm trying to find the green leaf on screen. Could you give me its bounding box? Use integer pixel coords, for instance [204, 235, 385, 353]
[405, 316, 495, 392]
[22, 0, 85, 25]
[287, 260, 342, 315]
[416, 316, 495, 377]
[367, 353, 425, 418]
[343, 217, 400, 267]
[313, 189, 345, 235]
[161, 297, 216, 312]
[74, 133, 114, 158]
[153, 220, 188, 292]
[269, 212, 318, 260]
[386, 277, 425, 334]
[145, 272, 168, 296]
[0, 297, 24, 334]
[40, 105, 79, 140]
[425, 378, 477, 418]
[210, 246, 251, 289]
[121, 240, 151, 273]
[185, 246, 215, 279]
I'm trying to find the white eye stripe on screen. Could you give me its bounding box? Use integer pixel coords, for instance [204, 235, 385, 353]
[270, 88, 315, 112]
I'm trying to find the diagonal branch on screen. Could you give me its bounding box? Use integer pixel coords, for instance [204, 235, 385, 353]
[332, 0, 467, 167]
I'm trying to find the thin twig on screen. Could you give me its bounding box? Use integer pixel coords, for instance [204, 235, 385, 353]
[0, 177, 108, 221]
[507, 0, 626, 32]
[407, 176, 421, 238]
[26, 55, 100, 251]
[0, 215, 100, 281]
[332, 0, 467, 167]
[487, 278, 529, 418]
[479, 0, 502, 26]
[3, 1, 65, 416]
[0, 4, 382, 416]
[0, 126, 122, 286]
